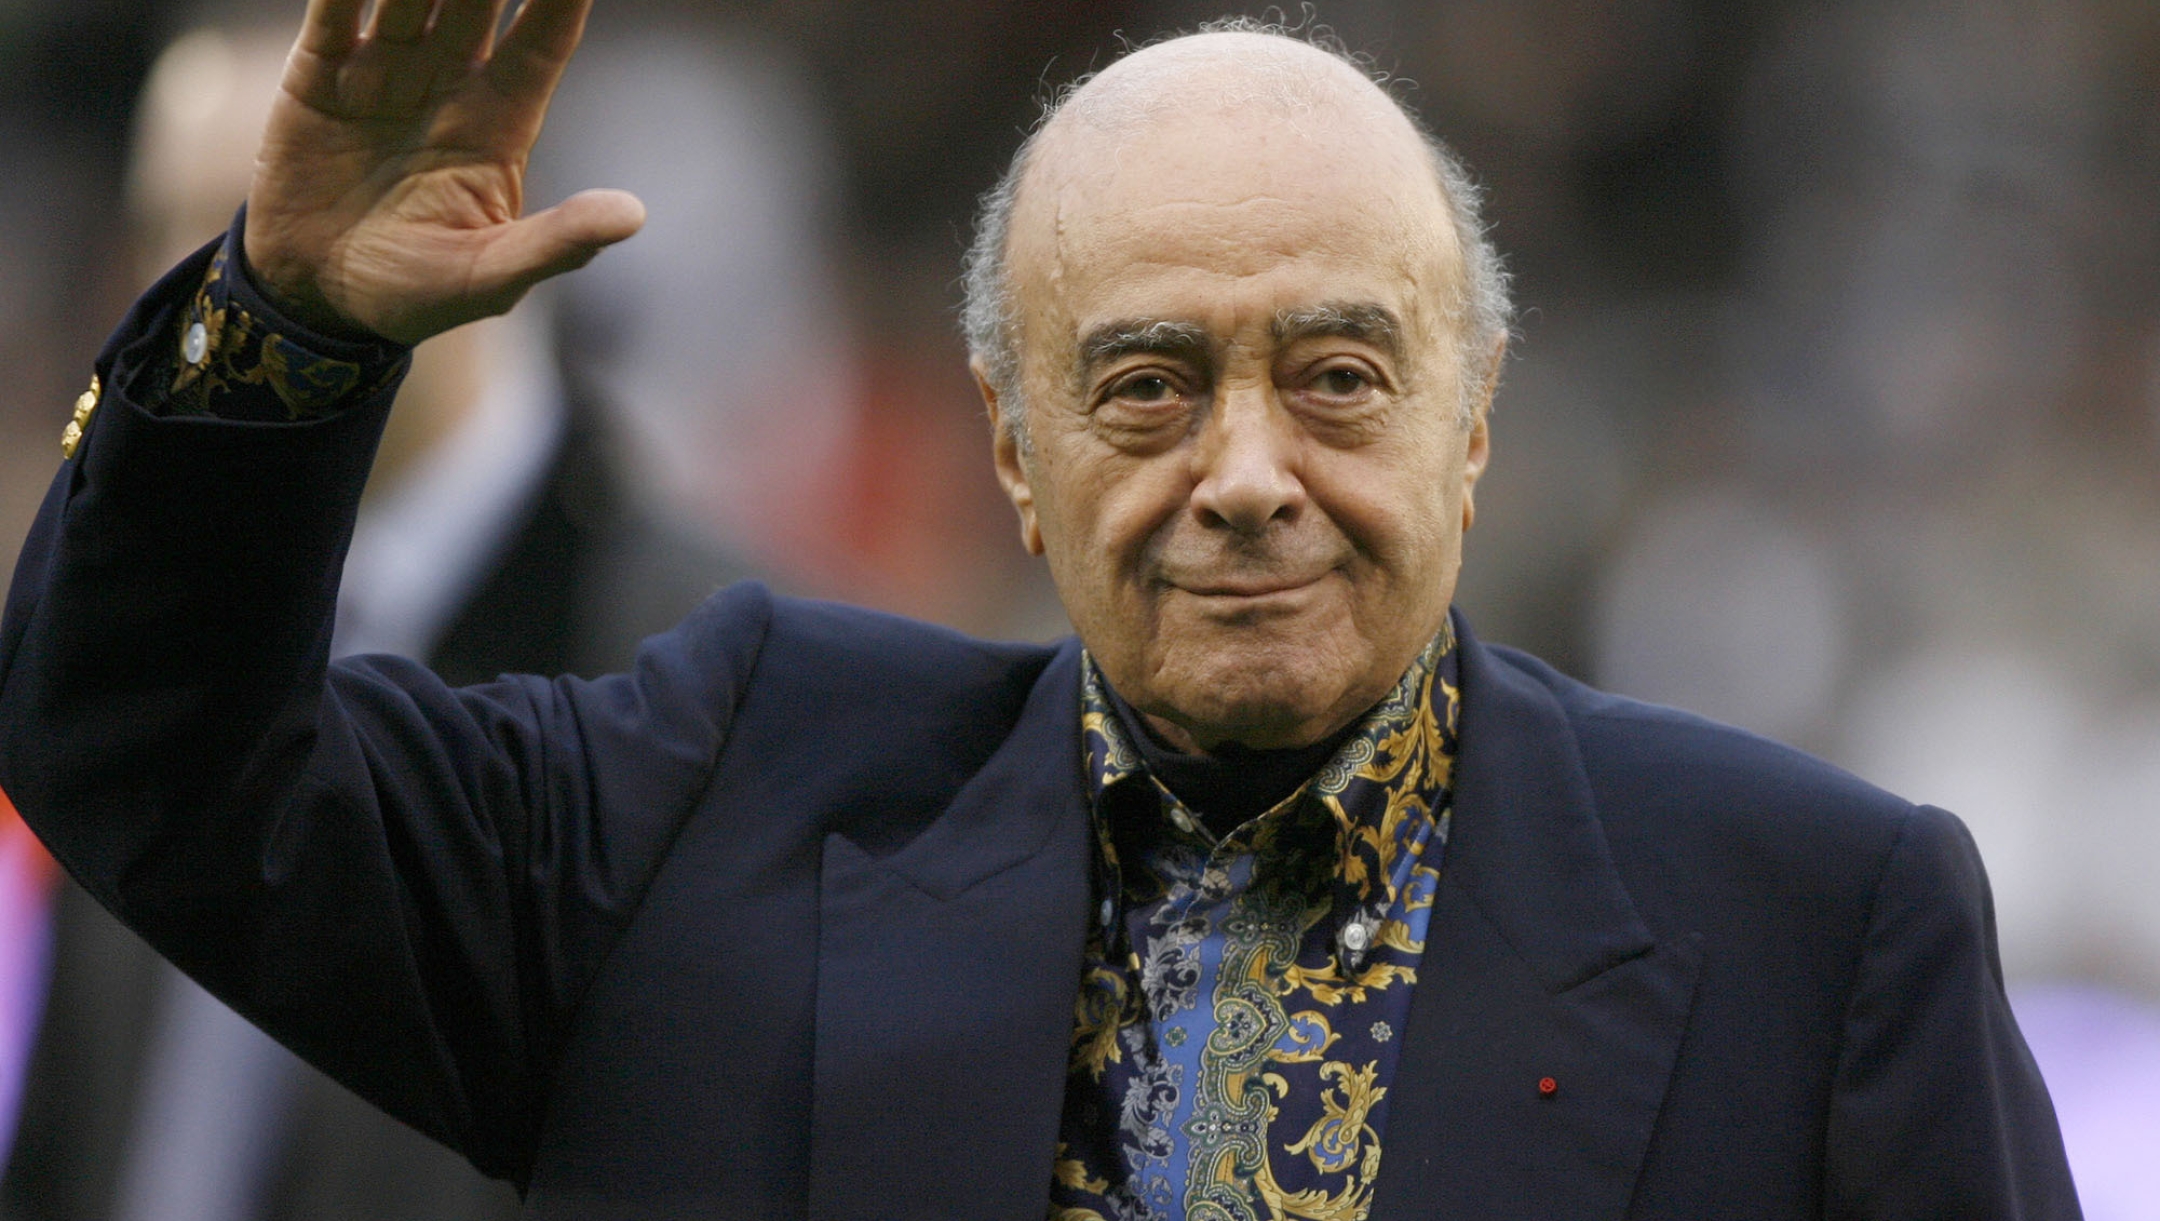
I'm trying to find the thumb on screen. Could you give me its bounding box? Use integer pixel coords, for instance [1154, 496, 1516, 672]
[475, 187, 647, 298]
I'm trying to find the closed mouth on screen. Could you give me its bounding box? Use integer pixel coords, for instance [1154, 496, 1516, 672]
[1173, 574, 1328, 598]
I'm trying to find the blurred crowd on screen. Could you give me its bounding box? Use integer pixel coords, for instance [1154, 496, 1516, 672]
[0, 0, 2155, 1217]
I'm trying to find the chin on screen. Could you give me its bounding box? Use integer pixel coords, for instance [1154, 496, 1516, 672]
[1147, 647, 1362, 750]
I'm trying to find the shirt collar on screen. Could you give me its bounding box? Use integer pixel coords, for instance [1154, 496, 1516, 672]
[1078, 617, 1462, 936]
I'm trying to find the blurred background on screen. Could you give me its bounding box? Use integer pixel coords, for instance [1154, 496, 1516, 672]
[0, 0, 2155, 1217]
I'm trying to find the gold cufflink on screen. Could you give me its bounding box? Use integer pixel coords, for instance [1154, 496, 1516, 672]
[60, 374, 100, 460]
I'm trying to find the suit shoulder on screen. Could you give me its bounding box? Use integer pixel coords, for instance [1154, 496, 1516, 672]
[1479, 645, 1961, 977]
[760, 590, 1060, 693]
[660, 585, 1063, 753]
[1479, 641, 1930, 939]
[650, 582, 1059, 707]
[1489, 643, 1911, 828]
[672, 589, 1073, 855]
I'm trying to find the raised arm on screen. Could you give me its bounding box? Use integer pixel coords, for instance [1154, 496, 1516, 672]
[245, 0, 643, 344]
[0, 1, 712, 1180]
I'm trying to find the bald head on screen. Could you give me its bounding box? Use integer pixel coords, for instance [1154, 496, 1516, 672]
[1042, 29, 1403, 141]
[961, 22, 1510, 438]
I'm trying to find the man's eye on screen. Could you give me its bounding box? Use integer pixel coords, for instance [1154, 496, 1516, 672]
[1115, 375, 1177, 402]
[1314, 367, 1369, 396]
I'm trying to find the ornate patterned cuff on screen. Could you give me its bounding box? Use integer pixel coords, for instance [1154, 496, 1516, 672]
[163, 212, 409, 422]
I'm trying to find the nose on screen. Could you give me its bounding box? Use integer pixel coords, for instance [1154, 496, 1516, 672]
[1189, 383, 1304, 533]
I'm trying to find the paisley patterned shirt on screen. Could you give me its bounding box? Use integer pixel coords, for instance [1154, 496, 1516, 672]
[155, 211, 409, 424]
[1052, 626, 1461, 1221]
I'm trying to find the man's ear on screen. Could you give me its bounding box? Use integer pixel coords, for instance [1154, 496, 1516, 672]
[1461, 409, 1490, 533]
[1460, 335, 1503, 533]
[975, 359, 1043, 556]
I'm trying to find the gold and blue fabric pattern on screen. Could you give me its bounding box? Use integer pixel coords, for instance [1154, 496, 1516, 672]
[1051, 625, 1460, 1221]
[163, 238, 404, 423]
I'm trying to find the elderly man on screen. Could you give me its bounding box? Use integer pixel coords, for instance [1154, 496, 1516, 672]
[0, 1, 2076, 1218]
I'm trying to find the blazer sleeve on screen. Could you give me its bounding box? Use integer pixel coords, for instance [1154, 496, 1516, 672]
[1822, 803, 2082, 1219]
[0, 256, 767, 1183]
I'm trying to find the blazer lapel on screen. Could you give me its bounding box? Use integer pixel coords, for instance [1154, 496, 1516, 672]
[1372, 625, 1702, 1221]
[807, 643, 1092, 1221]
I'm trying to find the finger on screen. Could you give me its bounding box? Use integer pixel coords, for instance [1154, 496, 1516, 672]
[299, 0, 368, 58]
[473, 188, 645, 297]
[488, 0, 595, 96]
[429, 0, 508, 65]
[368, 0, 435, 43]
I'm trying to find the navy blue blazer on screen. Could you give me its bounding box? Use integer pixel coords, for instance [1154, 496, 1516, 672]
[0, 255, 2077, 1219]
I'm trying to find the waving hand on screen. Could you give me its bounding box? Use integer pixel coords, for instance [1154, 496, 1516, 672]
[244, 0, 644, 344]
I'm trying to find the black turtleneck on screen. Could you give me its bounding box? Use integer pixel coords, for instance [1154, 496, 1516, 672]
[1100, 680, 1360, 840]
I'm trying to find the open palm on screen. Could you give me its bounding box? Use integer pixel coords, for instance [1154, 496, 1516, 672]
[244, 0, 643, 345]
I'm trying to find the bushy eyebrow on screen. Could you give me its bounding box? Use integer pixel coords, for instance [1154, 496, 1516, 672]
[1077, 318, 1213, 371]
[1271, 302, 1404, 362]
[1074, 303, 1405, 381]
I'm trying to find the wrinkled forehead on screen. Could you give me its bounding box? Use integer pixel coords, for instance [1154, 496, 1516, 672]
[1034, 114, 1444, 260]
